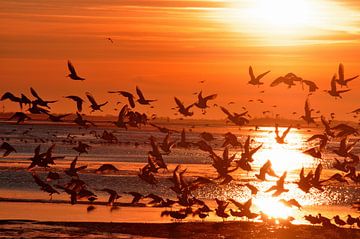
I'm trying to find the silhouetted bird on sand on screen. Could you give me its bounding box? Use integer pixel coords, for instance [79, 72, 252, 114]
[67, 60, 85, 80]
[0, 142, 16, 157]
[101, 188, 121, 206]
[95, 164, 119, 173]
[124, 191, 144, 204]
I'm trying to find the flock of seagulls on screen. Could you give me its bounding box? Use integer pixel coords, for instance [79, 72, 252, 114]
[0, 62, 360, 228]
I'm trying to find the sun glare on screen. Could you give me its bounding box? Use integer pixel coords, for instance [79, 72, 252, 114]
[254, 197, 293, 219]
[254, 128, 313, 174]
[215, 0, 360, 45]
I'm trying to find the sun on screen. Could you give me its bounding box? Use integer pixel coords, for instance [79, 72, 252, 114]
[246, 0, 312, 31]
[214, 0, 360, 45]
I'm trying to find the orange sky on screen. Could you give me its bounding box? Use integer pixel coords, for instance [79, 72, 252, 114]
[1, 0, 360, 120]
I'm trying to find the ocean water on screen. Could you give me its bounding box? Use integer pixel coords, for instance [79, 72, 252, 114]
[0, 121, 359, 223]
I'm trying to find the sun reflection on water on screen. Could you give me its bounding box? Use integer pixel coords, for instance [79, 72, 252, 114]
[253, 127, 314, 173]
[253, 197, 293, 219]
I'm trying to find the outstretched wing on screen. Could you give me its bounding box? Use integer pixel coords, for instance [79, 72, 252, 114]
[136, 86, 145, 100]
[86, 92, 97, 105]
[270, 77, 284, 87]
[67, 60, 77, 75]
[30, 87, 41, 100]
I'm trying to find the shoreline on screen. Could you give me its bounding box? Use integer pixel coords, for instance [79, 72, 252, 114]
[0, 219, 359, 239]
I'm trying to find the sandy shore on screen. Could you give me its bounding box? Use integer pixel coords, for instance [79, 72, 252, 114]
[0, 220, 359, 239]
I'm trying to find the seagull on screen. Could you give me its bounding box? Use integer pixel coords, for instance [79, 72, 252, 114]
[270, 73, 301, 88]
[248, 66, 270, 86]
[274, 124, 291, 144]
[106, 37, 114, 43]
[335, 63, 358, 87]
[113, 104, 129, 129]
[265, 171, 289, 196]
[136, 86, 156, 105]
[32, 173, 59, 198]
[325, 75, 350, 98]
[8, 112, 31, 124]
[174, 97, 194, 117]
[109, 90, 136, 108]
[300, 98, 316, 124]
[86, 92, 108, 112]
[220, 106, 249, 126]
[67, 60, 85, 80]
[30, 87, 57, 108]
[194, 91, 217, 111]
[301, 80, 319, 92]
[255, 160, 278, 181]
[101, 188, 121, 206]
[45, 112, 71, 122]
[73, 141, 91, 155]
[64, 95, 84, 112]
[65, 156, 87, 177]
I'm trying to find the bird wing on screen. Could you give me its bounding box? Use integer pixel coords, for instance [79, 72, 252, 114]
[220, 106, 232, 117]
[70, 156, 78, 170]
[282, 125, 292, 138]
[67, 60, 77, 75]
[270, 77, 284, 87]
[136, 86, 145, 100]
[330, 75, 337, 91]
[338, 63, 344, 81]
[204, 94, 217, 101]
[86, 92, 97, 106]
[249, 66, 255, 80]
[257, 70, 270, 80]
[174, 97, 184, 110]
[30, 87, 41, 100]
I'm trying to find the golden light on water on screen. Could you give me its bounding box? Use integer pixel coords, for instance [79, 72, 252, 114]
[254, 127, 314, 173]
[253, 197, 293, 219]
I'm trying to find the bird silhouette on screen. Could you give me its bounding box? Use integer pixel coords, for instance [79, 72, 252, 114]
[95, 164, 119, 173]
[67, 60, 85, 80]
[174, 97, 194, 117]
[255, 160, 278, 181]
[0, 142, 16, 157]
[248, 66, 270, 86]
[109, 91, 136, 108]
[300, 98, 316, 124]
[8, 112, 31, 124]
[136, 86, 156, 105]
[73, 141, 91, 155]
[325, 75, 350, 98]
[194, 91, 217, 112]
[101, 188, 121, 206]
[335, 63, 358, 87]
[220, 106, 249, 126]
[86, 92, 108, 112]
[265, 171, 289, 196]
[64, 95, 84, 112]
[274, 124, 291, 144]
[32, 173, 59, 198]
[65, 156, 87, 177]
